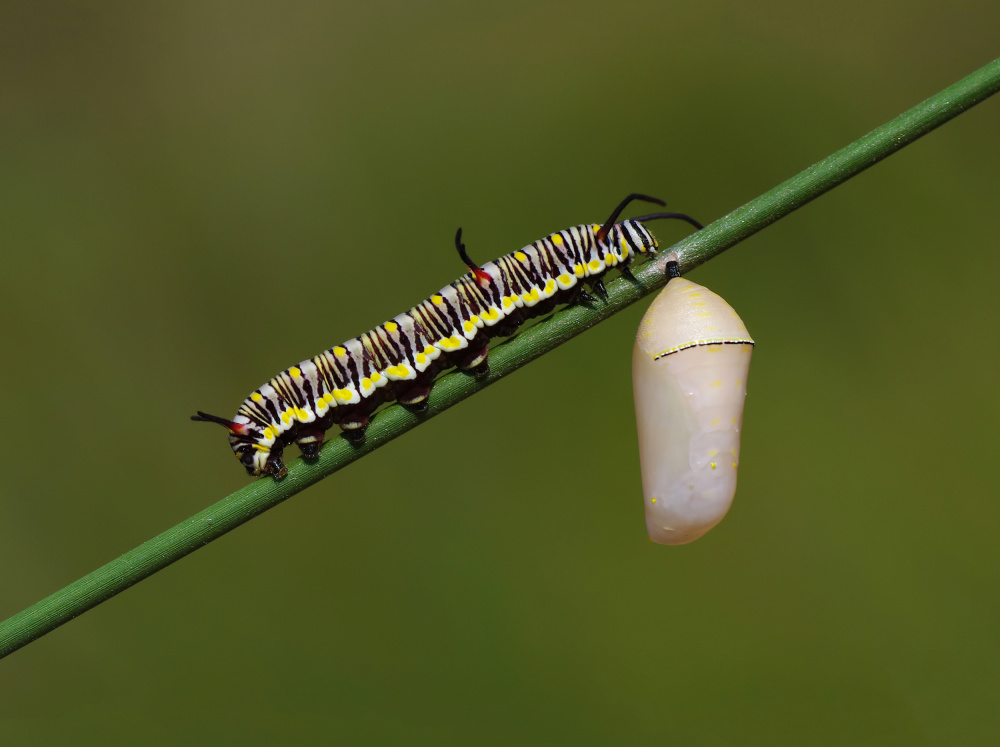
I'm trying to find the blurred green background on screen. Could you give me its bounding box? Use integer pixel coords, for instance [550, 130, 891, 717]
[2, 1, 999, 743]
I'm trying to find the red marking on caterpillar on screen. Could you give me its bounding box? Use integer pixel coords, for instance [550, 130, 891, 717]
[472, 268, 492, 287]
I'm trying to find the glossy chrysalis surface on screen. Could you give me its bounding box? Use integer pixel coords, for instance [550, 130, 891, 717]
[632, 257, 754, 545]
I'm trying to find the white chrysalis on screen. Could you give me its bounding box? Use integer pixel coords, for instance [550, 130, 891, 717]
[632, 255, 753, 545]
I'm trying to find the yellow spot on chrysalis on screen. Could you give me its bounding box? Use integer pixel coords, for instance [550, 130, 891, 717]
[470, 315, 480, 325]
[502, 296, 514, 309]
[544, 278, 556, 294]
[251, 392, 263, 403]
[574, 264, 585, 277]
[334, 346, 347, 357]
[416, 353, 427, 365]
[295, 407, 309, 420]
[558, 273, 571, 285]
[361, 378, 372, 389]
[323, 393, 334, 404]
[432, 294, 444, 305]
[514, 251, 528, 262]
[463, 320, 475, 333]
[708, 449, 718, 457]
[281, 410, 291, 424]
[604, 253, 613, 264]
[522, 288, 539, 302]
[334, 389, 354, 402]
[424, 346, 436, 355]
[588, 259, 602, 271]
[732, 462, 738, 469]
[688, 292, 701, 297]
[735, 380, 742, 387]
[710, 418, 720, 426]
[371, 372, 382, 382]
[710, 462, 717, 470]
[651, 497, 657, 505]
[385, 321, 398, 333]
[551, 234, 563, 245]
[711, 380, 722, 388]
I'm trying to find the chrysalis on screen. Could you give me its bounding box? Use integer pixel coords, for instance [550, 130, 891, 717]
[632, 254, 754, 545]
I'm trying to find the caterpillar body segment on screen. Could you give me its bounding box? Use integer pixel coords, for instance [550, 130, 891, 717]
[632, 255, 754, 545]
[195, 195, 702, 478]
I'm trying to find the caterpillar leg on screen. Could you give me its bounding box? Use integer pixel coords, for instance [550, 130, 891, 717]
[341, 426, 367, 445]
[398, 382, 432, 412]
[296, 428, 326, 459]
[337, 404, 370, 443]
[264, 454, 288, 479]
[456, 343, 490, 379]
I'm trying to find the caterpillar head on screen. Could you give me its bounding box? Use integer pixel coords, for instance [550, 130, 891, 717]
[191, 411, 276, 477]
[594, 193, 702, 259]
[609, 219, 659, 258]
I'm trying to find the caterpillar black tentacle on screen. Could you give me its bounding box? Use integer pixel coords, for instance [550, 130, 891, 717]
[194, 195, 701, 478]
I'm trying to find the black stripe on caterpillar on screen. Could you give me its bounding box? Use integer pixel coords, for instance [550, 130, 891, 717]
[193, 194, 702, 478]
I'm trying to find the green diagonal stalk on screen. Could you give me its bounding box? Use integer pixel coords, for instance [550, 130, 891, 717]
[2, 56, 999, 660]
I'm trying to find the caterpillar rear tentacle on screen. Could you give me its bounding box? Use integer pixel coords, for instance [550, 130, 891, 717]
[195, 195, 702, 478]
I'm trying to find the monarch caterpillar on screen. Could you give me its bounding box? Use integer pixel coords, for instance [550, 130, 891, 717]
[632, 254, 754, 545]
[194, 194, 702, 478]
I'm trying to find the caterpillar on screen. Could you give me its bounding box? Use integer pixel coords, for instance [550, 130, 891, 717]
[194, 194, 702, 478]
[632, 253, 754, 545]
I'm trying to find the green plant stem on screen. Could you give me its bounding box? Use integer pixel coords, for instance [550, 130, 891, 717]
[2, 57, 999, 660]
